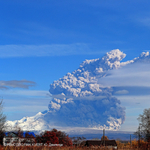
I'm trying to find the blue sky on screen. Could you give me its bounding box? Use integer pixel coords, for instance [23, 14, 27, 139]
[1, 0, 150, 131]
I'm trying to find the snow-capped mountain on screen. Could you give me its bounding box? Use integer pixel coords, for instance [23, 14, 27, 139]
[6, 49, 150, 132]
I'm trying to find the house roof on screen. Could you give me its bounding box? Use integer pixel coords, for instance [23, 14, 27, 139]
[85, 140, 117, 146]
[5, 132, 18, 137]
[5, 131, 35, 138]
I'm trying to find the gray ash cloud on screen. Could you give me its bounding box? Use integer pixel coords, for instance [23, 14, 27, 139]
[47, 49, 126, 130]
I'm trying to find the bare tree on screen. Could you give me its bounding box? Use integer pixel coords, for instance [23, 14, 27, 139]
[135, 108, 150, 141]
[0, 99, 6, 145]
[0, 100, 6, 130]
[71, 136, 86, 146]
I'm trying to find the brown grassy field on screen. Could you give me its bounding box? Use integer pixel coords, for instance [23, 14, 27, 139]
[0, 139, 149, 150]
[0, 146, 147, 150]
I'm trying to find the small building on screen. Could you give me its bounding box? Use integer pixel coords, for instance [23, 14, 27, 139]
[3, 131, 35, 146]
[85, 140, 117, 149]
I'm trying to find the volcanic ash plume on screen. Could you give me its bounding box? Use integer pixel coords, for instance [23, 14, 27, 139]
[47, 49, 126, 130]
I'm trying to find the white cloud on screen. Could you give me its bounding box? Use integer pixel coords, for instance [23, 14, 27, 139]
[115, 90, 129, 95]
[99, 63, 150, 87]
[0, 89, 50, 97]
[0, 80, 36, 89]
[0, 44, 106, 58]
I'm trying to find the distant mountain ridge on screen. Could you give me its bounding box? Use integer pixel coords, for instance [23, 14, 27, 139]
[6, 49, 150, 133]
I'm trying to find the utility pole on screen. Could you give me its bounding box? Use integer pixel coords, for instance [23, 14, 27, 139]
[139, 126, 141, 149]
[103, 129, 105, 147]
[130, 135, 132, 148]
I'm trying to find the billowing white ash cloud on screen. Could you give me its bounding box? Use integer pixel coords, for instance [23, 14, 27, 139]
[47, 49, 126, 130]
